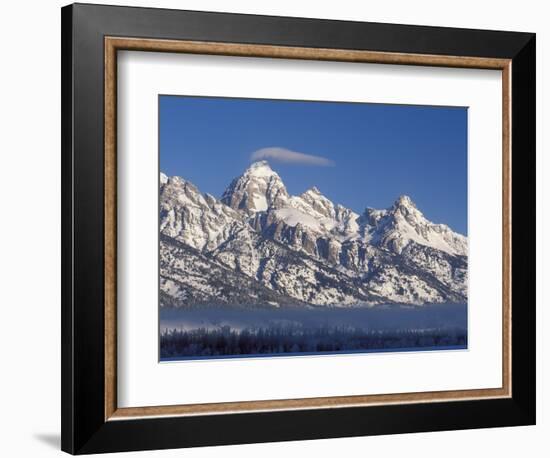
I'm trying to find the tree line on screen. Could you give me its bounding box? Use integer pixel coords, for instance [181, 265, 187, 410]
[160, 324, 467, 358]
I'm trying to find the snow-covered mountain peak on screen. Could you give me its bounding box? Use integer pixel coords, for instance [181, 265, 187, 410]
[221, 161, 289, 213]
[393, 195, 420, 213]
[395, 194, 415, 206]
[290, 187, 336, 220]
[245, 160, 276, 177]
[365, 195, 468, 257]
[274, 188, 360, 241]
[160, 173, 247, 252]
[389, 195, 429, 229]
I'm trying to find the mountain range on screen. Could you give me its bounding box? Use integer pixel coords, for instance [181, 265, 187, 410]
[160, 160, 467, 308]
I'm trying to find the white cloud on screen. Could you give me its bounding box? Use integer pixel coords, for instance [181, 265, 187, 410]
[251, 147, 335, 167]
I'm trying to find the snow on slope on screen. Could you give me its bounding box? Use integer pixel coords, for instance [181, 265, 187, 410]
[274, 207, 324, 232]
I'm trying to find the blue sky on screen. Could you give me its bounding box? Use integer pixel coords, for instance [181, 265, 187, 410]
[160, 95, 467, 235]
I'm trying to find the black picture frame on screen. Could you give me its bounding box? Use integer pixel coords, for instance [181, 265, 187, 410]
[61, 3, 536, 454]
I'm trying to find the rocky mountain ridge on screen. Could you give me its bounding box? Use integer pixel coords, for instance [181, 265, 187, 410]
[160, 161, 467, 308]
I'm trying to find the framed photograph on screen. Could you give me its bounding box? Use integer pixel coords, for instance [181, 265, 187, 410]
[61, 3, 536, 454]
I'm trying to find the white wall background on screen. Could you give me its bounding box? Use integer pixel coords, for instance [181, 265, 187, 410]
[0, 1, 545, 456]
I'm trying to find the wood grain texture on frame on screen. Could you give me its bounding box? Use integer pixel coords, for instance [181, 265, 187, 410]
[105, 38, 118, 420]
[104, 37, 512, 421]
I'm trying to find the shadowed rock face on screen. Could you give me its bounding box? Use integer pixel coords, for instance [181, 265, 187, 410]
[160, 161, 468, 308]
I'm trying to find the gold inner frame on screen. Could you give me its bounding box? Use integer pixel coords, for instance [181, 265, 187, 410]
[104, 37, 512, 421]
